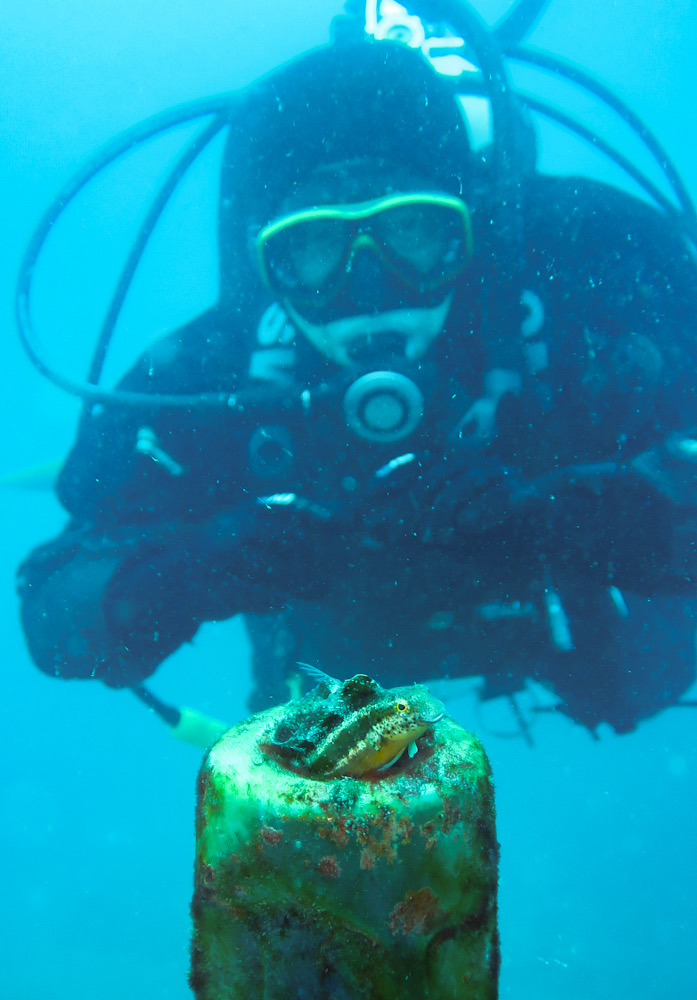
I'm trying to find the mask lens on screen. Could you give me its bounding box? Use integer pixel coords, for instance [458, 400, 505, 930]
[376, 201, 470, 282]
[261, 216, 351, 298]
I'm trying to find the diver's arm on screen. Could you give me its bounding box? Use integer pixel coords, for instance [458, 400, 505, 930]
[538, 459, 697, 596]
[17, 296, 310, 685]
[413, 446, 697, 598]
[535, 181, 697, 592]
[17, 524, 201, 687]
[16, 504, 337, 688]
[535, 176, 697, 436]
[457, 173, 697, 443]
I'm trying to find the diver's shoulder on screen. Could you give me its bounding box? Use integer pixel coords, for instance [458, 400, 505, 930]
[523, 174, 679, 235]
[521, 173, 690, 262]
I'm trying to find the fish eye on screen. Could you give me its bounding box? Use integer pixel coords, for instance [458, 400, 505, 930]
[395, 699, 409, 712]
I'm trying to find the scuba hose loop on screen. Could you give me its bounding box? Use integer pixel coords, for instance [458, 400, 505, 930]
[16, 96, 241, 409]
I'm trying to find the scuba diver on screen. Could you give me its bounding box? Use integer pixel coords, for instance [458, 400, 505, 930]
[15, 0, 697, 737]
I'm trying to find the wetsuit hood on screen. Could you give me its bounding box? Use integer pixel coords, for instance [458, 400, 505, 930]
[218, 38, 477, 310]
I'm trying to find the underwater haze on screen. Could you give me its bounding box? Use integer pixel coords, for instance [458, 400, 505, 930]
[2, 1, 697, 997]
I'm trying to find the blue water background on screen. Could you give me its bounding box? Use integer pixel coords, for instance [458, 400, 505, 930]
[2, 1, 696, 996]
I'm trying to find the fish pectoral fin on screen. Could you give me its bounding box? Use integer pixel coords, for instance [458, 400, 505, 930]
[374, 740, 420, 772]
[376, 747, 407, 771]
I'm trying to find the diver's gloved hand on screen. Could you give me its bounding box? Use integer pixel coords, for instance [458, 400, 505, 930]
[401, 455, 544, 546]
[539, 462, 697, 593]
[357, 447, 554, 564]
[102, 502, 334, 639]
[401, 452, 694, 594]
[18, 501, 335, 689]
[468, 457, 696, 594]
[17, 526, 173, 688]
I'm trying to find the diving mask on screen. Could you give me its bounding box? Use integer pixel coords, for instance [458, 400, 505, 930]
[255, 192, 473, 306]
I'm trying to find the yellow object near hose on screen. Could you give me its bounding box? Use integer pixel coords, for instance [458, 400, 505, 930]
[0, 458, 63, 490]
[171, 706, 229, 749]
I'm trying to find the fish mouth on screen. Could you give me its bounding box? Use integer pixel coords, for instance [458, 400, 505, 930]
[420, 712, 445, 726]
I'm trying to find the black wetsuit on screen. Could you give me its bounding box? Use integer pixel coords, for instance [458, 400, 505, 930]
[17, 175, 697, 733]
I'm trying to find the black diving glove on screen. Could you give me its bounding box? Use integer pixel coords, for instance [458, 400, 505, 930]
[18, 499, 339, 689]
[367, 450, 695, 595]
[440, 458, 693, 594]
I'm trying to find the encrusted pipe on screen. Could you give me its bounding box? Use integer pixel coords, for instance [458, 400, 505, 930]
[190, 675, 499, 999]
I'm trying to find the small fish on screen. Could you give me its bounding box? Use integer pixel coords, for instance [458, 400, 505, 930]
[261, 670, 445, 780]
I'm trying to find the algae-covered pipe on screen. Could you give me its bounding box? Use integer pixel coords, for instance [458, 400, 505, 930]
[190, 674, 499, 999]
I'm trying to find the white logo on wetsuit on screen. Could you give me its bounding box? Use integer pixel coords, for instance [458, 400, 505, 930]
[249, 302, 297, 384]
[520, 290, 547, 373]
